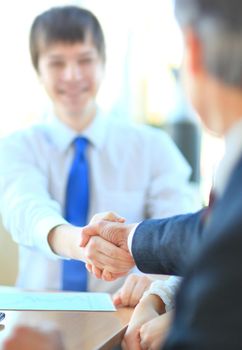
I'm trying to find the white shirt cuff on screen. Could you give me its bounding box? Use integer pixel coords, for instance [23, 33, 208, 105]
[141, 276, 182, 312]
[127, 223, 140, 255]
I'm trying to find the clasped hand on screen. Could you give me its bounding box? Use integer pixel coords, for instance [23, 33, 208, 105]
[80, 212, 136, 281]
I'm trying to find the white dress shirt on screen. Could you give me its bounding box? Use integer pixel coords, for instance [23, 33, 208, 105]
[214, 118, 242, 198]
[0, 109, 194, 293]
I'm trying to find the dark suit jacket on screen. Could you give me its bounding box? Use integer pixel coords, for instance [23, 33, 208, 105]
[132, 155, 242, 349]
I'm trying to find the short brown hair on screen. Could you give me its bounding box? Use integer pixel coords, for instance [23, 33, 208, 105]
[29, 6, 106, 71]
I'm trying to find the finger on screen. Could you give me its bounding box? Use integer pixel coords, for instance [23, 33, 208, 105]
[85, 237, 134, 273]
[102, 273, 120, 282]
[80, 225, 97, 247]
[139, 327, 151, 350]
[119, 275, 137, 306]
[113, 295, 122, 306]
[140, 339, 149, 350]
[101, 269, 113, 281]
[86, 252, 133, 274]
[104, 212, 125, 223]
[90, 211, 126, 224]
[129, 276, 152, 307]
[85, 247, 132, 273]
[118, 274, 150, 307]
[139, 327, 149, 350]
[122, 329, 142, 350]
[86, 262, 103, 279]
[83, 220, 127, 249]
[91, 265, 103, 279]
[112, 290, 122, 306]
[94, 236, 133, 264]
[87, 265, 112, 280]
[103, 271, 128, 282]
[81, 218, 118, 246]
[85, 263, 92, 272]
[81, 222, 113, 246]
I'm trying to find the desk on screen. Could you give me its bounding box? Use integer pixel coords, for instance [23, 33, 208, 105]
[0, 307, 132, 350]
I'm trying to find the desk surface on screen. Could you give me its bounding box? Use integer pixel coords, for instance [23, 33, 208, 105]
[0, 307, 132, 350]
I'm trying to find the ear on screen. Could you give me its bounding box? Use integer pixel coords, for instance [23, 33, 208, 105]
[183, 29, 204, 76]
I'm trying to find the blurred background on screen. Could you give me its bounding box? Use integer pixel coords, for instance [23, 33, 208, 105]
[0, 0, 224, 285]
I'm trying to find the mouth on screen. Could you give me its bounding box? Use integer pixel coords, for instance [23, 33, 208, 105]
[58, 85, 89, 98]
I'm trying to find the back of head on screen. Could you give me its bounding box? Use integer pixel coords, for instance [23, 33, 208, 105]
[175, 0, 242, 88]
[30, 5, 105, 71]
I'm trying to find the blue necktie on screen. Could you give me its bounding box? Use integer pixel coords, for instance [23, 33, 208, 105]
[62, 137, 89, 291]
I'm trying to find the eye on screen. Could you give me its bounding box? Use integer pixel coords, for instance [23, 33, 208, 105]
[49, 60, 65, 68]
[78, 57, 95, 66]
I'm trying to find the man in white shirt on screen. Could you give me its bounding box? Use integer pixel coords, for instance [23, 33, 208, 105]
[0, 6, 194, 298]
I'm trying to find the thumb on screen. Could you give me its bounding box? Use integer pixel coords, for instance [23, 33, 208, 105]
[112, 291, 122, 307]
[90, 211, 126, 224]
[79, 225, 97, 247]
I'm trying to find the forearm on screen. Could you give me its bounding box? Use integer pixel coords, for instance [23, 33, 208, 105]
[0, 159, 67, 257]
[48, 224, 85, 261]
[132, 210, 205, 275]
[1, 195, 67, 258]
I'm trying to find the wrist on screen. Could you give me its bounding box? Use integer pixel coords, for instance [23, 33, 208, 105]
[139, 294, 166, 314]
[48, 224, 69, 256]
[48, 224, 82, 259]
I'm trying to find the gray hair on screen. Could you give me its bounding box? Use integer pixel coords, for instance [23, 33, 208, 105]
[175, 0, 242, 88]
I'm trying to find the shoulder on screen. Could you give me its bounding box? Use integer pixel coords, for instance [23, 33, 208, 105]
[104, 119, 190, 171]
[0, 124, 52, 154]
[106, 119, 174, 147]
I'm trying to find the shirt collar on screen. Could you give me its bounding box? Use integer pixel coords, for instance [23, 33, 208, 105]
[46, 109, 108, 152]
[214, 118, 242, 197]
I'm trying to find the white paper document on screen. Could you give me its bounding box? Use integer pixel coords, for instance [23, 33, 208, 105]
[0, 291, 116, 311]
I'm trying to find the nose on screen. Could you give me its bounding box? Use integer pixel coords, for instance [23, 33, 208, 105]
[62, 63, 83, 81]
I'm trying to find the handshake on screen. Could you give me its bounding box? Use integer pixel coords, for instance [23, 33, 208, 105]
[80, 212, 136, 281]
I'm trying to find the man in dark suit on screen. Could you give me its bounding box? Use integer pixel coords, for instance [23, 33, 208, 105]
[81, 0, 242, 348]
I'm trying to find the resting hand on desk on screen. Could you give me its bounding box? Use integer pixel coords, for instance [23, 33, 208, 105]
[113, 274, 152, 307]
[139, 312, 172, 350]
[122, 294, 165, 350]
[80, 212, 136, 280]
[3, 326, 64, 350]
[122, 294, 171, 350]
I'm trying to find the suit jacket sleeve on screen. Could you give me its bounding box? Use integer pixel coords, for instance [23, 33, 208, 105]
[131, 209, 205, 275]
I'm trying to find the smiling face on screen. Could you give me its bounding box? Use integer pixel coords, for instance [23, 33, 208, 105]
[37, 38, 105, 126]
